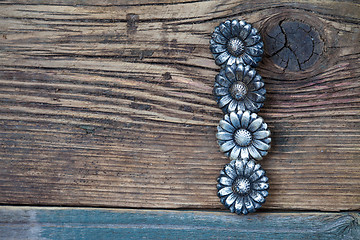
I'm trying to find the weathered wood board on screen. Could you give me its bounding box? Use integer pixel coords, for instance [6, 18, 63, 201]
[0, 1, 359, 211]
[0, 206, 359, 240]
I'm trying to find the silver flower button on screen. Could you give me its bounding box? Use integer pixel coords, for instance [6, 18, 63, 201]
[214, 64, 266, 114]
[210, 19, 264, 67]
[217, 110, 271, 160]
[217, 159, 269, 215]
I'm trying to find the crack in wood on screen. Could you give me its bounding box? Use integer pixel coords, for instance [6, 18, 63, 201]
[264, 19, 323, 72]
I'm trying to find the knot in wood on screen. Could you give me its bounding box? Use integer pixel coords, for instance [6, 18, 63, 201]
[264, 20, 323, 71]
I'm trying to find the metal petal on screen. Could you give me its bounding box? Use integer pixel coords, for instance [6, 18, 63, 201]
[215, 73, 231, 87]
[224, 193, 237, 208]
[215, 51, 231, 65]
[244, 98, 258, 112]
[218, 95, 232, 108]
[243, 195, 255, 213]
[254, 87, 266, 96]
[218, 186, 233, 197]
[253, 201, 262, 210]
[227, 56, 236, 65]
[248, 145, 262, 160]
[240, 147, 249, 159]
[260, 122, 267, 131]
[246, 54, 260, 65]
[252, 139, 270, 151]
[259, 190, 269, 197]
[262, 137, 271, 145]
[210, 43, 227, 54]
[241, 206, 248, 215]
[243, 64, 251, 77]
[249, 169, 266, 182]
[247, 92, 265, 103]
[244, 29, 261, 46]
[248, 117, 263, 132]
[245, 45, 263, 57]
[259, 150, 268, 157]
[219, 21, 232, 39]
[234, 159, 245, 176]
[229, 112, 241, 129]
[253, 163, 261, 172]
[257, 176, 269, 183]
[216, 131, 233, 141]
[227, 100, 238, 112]
[244, 160, 255, 177]
[237, 102, 246, 111]
[234, 197, 244, 214]
[249, 190, 265, 204]
[220, 140, 235, 152]
[229, 203, 236, 213]
[241, 110, 251, 128]
[214, 87, 229, 96]
[235, 64, 245, 81]
[235, 57, 244, 65]
[253, 130, 271, 139]
[239, 23, 251, 41]
[243, 69, 256, 85]
[212, 32, 227, 45]
[230, 145, 241, 160]
[219, 119, 235, 133]
[250, 112, 258, 121]
[252, 74, 262, 84]
[224, 164, 237, 179]
[224, 113, 231, 122]
[248, 81, 264, 91]
[239, 20, 246, 28]
[229, 159, 236, 169]
[252, 182, 269, 191]
[225, 65, 236, 81]
[218, 176, 233, 186]
[231, 19, 241, 36]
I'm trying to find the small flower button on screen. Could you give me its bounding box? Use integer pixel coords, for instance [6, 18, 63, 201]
[210, 19, 264, 68]
[217, 159, 269, 215]
[217, 110, 271, 160]
[214, 63, 266, 114]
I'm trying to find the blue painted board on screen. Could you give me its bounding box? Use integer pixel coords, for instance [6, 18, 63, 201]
[0, 206, 359, 239]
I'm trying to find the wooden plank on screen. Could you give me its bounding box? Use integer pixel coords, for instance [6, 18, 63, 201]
[0, 206, 359, 240]
[0, 0, 359, 211]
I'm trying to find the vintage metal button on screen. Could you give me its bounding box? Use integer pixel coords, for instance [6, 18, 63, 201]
[210, 19, 264, 67]
[217, 110, 271, 160]
[217, 159, 269, 215]
[213, 63, 266, 113]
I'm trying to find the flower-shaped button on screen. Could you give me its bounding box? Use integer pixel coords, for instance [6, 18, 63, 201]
[217, 110, 271, 160]
[217, 158, 269, 215]
[210, 19, 264, 67]
[214, 63, 265, 113]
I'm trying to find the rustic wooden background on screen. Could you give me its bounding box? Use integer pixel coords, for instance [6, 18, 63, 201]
[0, 0, 359, 217]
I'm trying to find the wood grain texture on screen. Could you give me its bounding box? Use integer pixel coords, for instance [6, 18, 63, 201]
[0, 206, 359, 240]
[0, 0, 359, 211]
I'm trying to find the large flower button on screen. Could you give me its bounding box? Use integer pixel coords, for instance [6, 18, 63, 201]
[210, 19, 264, 67]
[217, 110, 271, 160]
[214, 63, 265, 114]
[217, 158, 269, 215]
